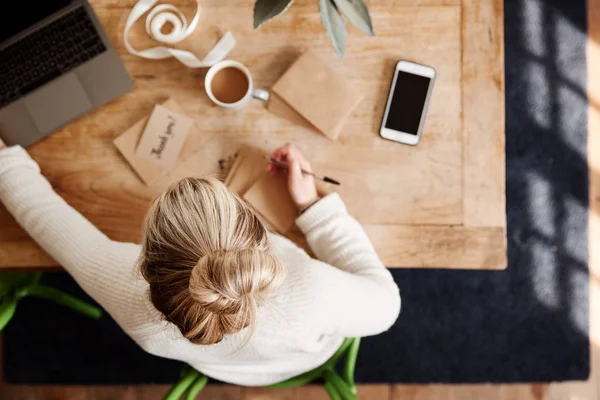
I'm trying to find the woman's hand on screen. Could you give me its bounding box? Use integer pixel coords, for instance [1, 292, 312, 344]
[0, 138, 6, 150]
[268, 144, 319, 212]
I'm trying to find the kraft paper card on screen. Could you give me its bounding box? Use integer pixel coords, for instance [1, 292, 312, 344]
[243, 172, 297, 234]
[134, 105, 194, 170]
[225, 146, 266, 195]
[113, 98, 204, 185]
[224, 145, 297, 233]
[269, 51, 363, 140]
[267, 92, 316, 132]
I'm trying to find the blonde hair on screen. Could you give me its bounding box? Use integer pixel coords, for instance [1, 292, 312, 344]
[138, 177, 284, 345]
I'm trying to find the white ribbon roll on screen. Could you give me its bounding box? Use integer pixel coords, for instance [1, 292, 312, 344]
[124, 0, 236, 68]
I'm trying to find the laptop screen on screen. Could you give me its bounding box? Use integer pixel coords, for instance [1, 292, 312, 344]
[1, 0, 72, 43]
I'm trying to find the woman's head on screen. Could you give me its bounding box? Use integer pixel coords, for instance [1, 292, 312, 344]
[139, 177, 283, 345]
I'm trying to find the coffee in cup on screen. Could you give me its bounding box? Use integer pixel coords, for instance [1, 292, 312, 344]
[205, 60, 269, 110]
[210, 67, 249, 104]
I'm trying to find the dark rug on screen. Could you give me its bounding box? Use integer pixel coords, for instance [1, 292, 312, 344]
[3, 0, 590, 384]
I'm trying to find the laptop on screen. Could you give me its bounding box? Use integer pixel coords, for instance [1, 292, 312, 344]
[0, 0, 133, 148]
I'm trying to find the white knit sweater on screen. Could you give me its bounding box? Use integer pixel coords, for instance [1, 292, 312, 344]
[0, 145, 401, 386]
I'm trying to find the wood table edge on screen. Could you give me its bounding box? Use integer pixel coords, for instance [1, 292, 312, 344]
[461, 0, 507, 230]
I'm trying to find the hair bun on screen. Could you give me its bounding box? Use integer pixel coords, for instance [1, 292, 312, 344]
[185, 249, 283, 344]
[189, 249, 282, 317]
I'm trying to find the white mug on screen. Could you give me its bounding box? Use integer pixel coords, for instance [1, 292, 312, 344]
[204, 60, 269, 110]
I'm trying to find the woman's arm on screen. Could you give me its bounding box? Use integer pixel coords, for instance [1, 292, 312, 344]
[268, 144, 400, 337]
[0, 144, 149, 331]
[296, 193, 401, 337]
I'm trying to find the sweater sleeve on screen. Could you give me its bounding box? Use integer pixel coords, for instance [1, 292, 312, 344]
[0, 146, 149, 332]
[295, 193, 401, 337]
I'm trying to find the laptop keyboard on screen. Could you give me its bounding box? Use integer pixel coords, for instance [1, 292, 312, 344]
[0, 7, 106, 108]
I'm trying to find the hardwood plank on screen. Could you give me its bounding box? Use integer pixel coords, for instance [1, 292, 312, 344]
[0, 241, 56, 268]
[0, 384, 243, 400]
[243, 385, 337, 399]
[393, 384, 539, 400]
[244, 386, 299, 399]
[357, 384, 393, 399]
[449, 384, 503, 400]
[0, 386, 91, 400]
[461, 0, 506, 228]
[1, 225, 506, 269]
[392, 384, 457, 399]
[135, 384, 171, 400]
[500, 384, 548, 400]
[87, 386, 138, 400]
[365, 225, 506, 269]
[196, 384, 244, 399]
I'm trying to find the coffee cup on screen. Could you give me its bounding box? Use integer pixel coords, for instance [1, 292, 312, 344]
[205, 60, 269, 110]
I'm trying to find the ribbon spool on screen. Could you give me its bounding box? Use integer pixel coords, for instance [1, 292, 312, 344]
[124, 0, 236, 68]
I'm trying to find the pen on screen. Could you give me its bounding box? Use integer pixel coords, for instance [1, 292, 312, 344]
[267, 157, 341, 186]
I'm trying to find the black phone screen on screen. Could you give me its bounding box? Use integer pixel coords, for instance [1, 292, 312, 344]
[384, 71, 432, 135]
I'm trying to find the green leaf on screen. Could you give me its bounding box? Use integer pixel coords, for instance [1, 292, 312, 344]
[333, 0, 374, 35]
[320, 0, 347, 58]
[0, 296, 17, 332]
[254, 0, 295, 29]
[0, 271, 40, 298]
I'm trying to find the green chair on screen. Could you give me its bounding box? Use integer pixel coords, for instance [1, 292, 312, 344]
[0, 271, 103, 331]
[164, 337, 361, 400]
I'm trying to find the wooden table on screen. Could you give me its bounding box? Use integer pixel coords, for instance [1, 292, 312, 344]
[0, 0, 505, 269]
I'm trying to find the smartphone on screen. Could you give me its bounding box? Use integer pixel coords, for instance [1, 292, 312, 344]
[379, 61, 436, 146]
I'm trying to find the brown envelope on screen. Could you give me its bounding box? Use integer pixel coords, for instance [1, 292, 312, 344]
[269, 51, 363, 140]
[113, 98, 204, 185]
[225, 146, 266, 195]
[267, 92, 317, 132]
[224, 145, 297, 233]
[243, 172, 297, 234]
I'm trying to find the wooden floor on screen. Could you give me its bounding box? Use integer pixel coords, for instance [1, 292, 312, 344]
[1, 0, 598, 399]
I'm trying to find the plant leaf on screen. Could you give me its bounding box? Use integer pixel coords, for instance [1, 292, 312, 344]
[320, 0, 347, 58]
[0, 296, 17, 332]
[254, 0, 295, 29]
[332, 0, 374, 35]
[0, 271, 39, 297]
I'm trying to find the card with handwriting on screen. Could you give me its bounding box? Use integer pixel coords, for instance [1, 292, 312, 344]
[134, 105, 194, 170]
